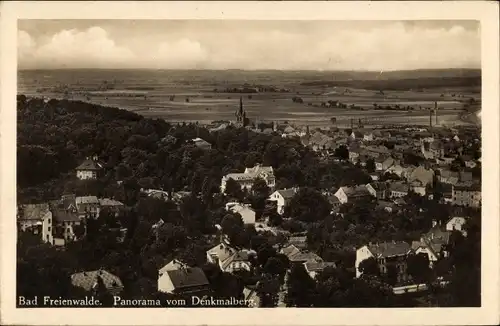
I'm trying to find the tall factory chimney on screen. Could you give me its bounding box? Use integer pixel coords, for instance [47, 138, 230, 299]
[429, 109, 433, 128]
[434, 101, 438, 126]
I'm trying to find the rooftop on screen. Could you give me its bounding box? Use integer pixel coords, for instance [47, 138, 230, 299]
[76, 159, 103, 171]
[367, 241, 411, 258]
[18, 203, 50, 221]
[71, 270, 123, 293]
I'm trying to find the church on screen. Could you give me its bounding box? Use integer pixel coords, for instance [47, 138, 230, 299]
[234, 97, 248, 127]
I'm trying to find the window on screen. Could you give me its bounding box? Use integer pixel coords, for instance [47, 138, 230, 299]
[48, 226, 51, 232]
[48, 218, 51, 224]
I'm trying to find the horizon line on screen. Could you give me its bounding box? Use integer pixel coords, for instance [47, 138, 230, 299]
[18, 67, 482, 73]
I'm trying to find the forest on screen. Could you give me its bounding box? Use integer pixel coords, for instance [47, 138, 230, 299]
[16, 95, 481, 307]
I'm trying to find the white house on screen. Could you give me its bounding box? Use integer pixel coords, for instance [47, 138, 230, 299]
[206, 242, 254, 273]
[268, 188, 298, 215]
[75, 156, 103, 180]
[157, 259, 210, 295]
[334, 185, 372, 204]
[445, 217, 468, 237]
[191, 138, 212, 150]
[226, 203, 256, 225]
[17, 204, 53, 245]
[355, 242, 411, 280]
[220, 164, 275, 193]
[389, 182, 409, 198]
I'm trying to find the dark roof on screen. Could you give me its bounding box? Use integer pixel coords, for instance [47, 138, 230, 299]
[454, 181, 480, 191]
[276, 188, 297, 199]
[304, 261, 336, 272]
[343, 185, 371, 198]
[367, 241, 411, 258]
[369, 182, 388, 191]
[166, 267, 209, 290]
[76, 159, 103, 171]
[53, 208, 80, 222]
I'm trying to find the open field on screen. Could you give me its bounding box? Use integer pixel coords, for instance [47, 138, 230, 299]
[18, 69, 481, 128]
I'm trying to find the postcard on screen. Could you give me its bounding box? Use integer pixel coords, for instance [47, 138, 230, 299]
[1, 1, 499, 325]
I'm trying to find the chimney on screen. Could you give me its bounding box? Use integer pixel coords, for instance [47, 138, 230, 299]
[435, 102, 438, 126]
[429, 109, 433, 128]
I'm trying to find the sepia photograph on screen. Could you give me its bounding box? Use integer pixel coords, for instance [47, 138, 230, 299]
[1, 1, 499, 326]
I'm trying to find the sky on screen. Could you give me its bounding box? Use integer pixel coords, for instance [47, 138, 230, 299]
[18, 20, 481, 71]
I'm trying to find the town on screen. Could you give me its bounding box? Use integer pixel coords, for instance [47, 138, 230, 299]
[17, 94, 481, 308]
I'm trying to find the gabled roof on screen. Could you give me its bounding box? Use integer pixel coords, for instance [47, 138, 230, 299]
[369, 182, 388, 191]
[53, 208, 80, 222]
[98, 198, 124, 207]
[341, 185, 371, 198]
[281, 244, 301, 258]
[76, 196, 99, 205]
[71, 270, 123, 293]
[166, 267, 209, 290]
[446, 216, 467, 227]
[389, 182, 409, 193]
[18, 204, 50, 221]
[159, 259, 188, 274]
[410, 166, 435, 186]
[288, 251, 323, 263]
[367, 241, 411, 258]
[207, 242, 237, 263]
[76, 159, 103, 171]
[304, 261, 336, 272]
[276, 188, 298, 199]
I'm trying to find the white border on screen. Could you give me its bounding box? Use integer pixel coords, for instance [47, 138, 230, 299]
[1, 1, 499, 326]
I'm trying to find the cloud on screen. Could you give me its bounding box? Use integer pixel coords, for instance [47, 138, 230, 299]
[18, 22, 480, 70]
[19, 27, 135, 69]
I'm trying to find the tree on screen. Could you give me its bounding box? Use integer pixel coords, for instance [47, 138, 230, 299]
[251, 178, 270, 198]
[285, 264, 316, 307]
[224, 177, 244, 201]
[366, 158, 376, 173]
[285, 188, 332, 222]
[256, 275, 280, 307]
[334, 145, 349, 161]
[358, 257, 379, 277]
[407, 253, 431, 289]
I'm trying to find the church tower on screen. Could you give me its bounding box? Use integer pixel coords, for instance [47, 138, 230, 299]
[235, 96, 247, 127]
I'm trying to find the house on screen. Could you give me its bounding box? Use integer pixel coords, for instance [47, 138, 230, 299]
[355, 242, 412, 283]
[446, 217, 468, 237]
[206, 242, 254, 273]
[421, 140, 444, 159]
[268, 188, 298, 215]
[388, 182, 409, 198]
[464, 159, 478, 169]
[191, 137, 212, 150]
[334, 185, 372, 204]
[226, 203, 256, 225]
[76, 196, 100, 219]
[71, 269, 124, 295]
[75, 156, 103, 180]
[438, 170, 460, 185]
[411, 223, 451, 267]
[280, 244, 302, 260]
[157, 260, 210, 295]
[452, 182, 481, 208]
[410, 180, 427, 196]
[409, 166, 435, 187]
[303, 261, 337, 279]
[369, 173, 380, 181]
[366, 182, 388, 200]
[17, 203, 53, 244]
[52, 207, 82, 244]
[98, 198, 125, 217]
[141, 188, 170, 201]
[385, 164, 404, 178]
[221, 164, 275, 193]
[288, 251, 323, 265]
[287, 235, 308, 250]
[376, 200, 399, 213]
[327, 195, 341, 213]
[381, 157, 395, 171]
